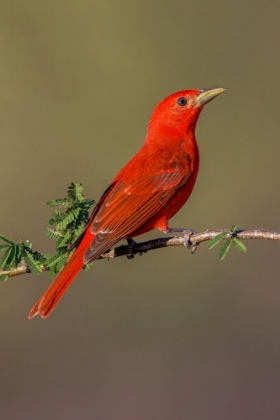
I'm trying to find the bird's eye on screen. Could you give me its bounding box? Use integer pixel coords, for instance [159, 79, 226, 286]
[177, 97, 187, 106]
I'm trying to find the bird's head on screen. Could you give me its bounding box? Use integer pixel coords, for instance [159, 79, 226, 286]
[148, 87, 225, 135]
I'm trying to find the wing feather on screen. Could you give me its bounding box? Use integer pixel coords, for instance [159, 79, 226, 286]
[84, 164, 191, 263]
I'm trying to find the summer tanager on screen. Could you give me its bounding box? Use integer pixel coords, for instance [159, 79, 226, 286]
[29, 87, 225, 319]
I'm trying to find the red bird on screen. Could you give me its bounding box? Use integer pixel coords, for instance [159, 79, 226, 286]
[29, 87, 225, 319]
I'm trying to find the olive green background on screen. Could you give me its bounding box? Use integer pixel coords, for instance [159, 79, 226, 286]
[1, 1, 280, 419]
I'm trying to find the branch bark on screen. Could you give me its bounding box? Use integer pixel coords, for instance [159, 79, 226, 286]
[1, 229, 279, 278]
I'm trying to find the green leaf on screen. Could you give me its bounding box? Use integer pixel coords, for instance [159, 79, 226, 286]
[207, 232, 228, 250]
[47, 199, 60, 207]
[0, 273, 9, 282]
[0, 244, 10, 251]
[83, 199, 95, 206]
[231, 225, 237, 233]
[45, 228, 62, 240]
[0, 234, 14, 245]
[5, 245, 16, 268]
[67, 183, 84, 202]
[32, 251, 46, 263]
[22, 249, 43, 275]
[218, 238, 232, 260]
[0, 247, 12, 268]
[55, 255, 69, 272]
[47, 198, 72, 208]
[48, 210, 66, 226]
[56, 208, 79, 230]
[56, 231, 71, 249]
[232, 238, 247, 253]
[74, 225, 84, 238]
[14, 244, 21, 262]
[45, 252, 70, 268]
[83, 262, 94, 271]
[40, 253, 53, 262]
[49, 265, 56, 280]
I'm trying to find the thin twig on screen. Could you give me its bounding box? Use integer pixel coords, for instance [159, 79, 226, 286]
[1, 229, 279, 278]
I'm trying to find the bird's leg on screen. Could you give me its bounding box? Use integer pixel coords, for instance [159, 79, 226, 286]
[126, 238, 137, 259]
[126, 238, 145, 259]
[167, 228, 199, 253]
[126, 238, 147, 259]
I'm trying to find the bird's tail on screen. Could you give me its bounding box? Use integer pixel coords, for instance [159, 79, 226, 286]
[28, 232, 94, 319]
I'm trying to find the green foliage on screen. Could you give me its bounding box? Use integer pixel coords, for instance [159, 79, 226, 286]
[22, 248, 43, 275]
[0, 273, 9, 282]
[207, 225, 247, 260]
[0, 244, 10, 251]
[0, 239, 45, 280]
[44, 183, 95, 276]
[83, 262, 95, 271]
[218, 238, 232, 260]
[0, 183, 95, 280]
[232, 237, 247, 253]
[0, 234, 14, 245]
[207, 232, 228, 250]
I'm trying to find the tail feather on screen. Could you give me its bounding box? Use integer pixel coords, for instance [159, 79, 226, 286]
[28, 233, 94, 319]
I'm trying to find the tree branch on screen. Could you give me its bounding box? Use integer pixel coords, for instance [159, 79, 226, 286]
[99, 229, 280, 258]
[1, 229, 279, 278]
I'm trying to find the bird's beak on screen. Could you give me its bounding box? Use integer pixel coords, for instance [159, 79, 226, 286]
[196, 87, 225, 106]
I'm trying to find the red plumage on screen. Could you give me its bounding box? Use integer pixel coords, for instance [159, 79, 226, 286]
[29, 87, 224, 319]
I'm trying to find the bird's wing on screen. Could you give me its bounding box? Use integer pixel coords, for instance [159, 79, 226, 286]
[84, 156, 192, 263]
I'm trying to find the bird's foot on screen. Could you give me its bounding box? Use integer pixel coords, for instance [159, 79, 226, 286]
[167, 228, 199, 253]
[126, 238, 145, 259]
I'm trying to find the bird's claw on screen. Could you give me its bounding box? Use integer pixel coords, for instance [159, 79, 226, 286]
[126, 238, 136, 259]
[168, 227, 199, 253]
[126, 238, 145, 259]
[126, 253, 135, 260]
[183, 229, 199, 253]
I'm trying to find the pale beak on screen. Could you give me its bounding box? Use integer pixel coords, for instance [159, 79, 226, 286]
[196, 87, 225, 106]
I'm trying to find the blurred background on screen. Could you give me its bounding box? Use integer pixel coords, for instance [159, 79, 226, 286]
[1, 0, 280, 419]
